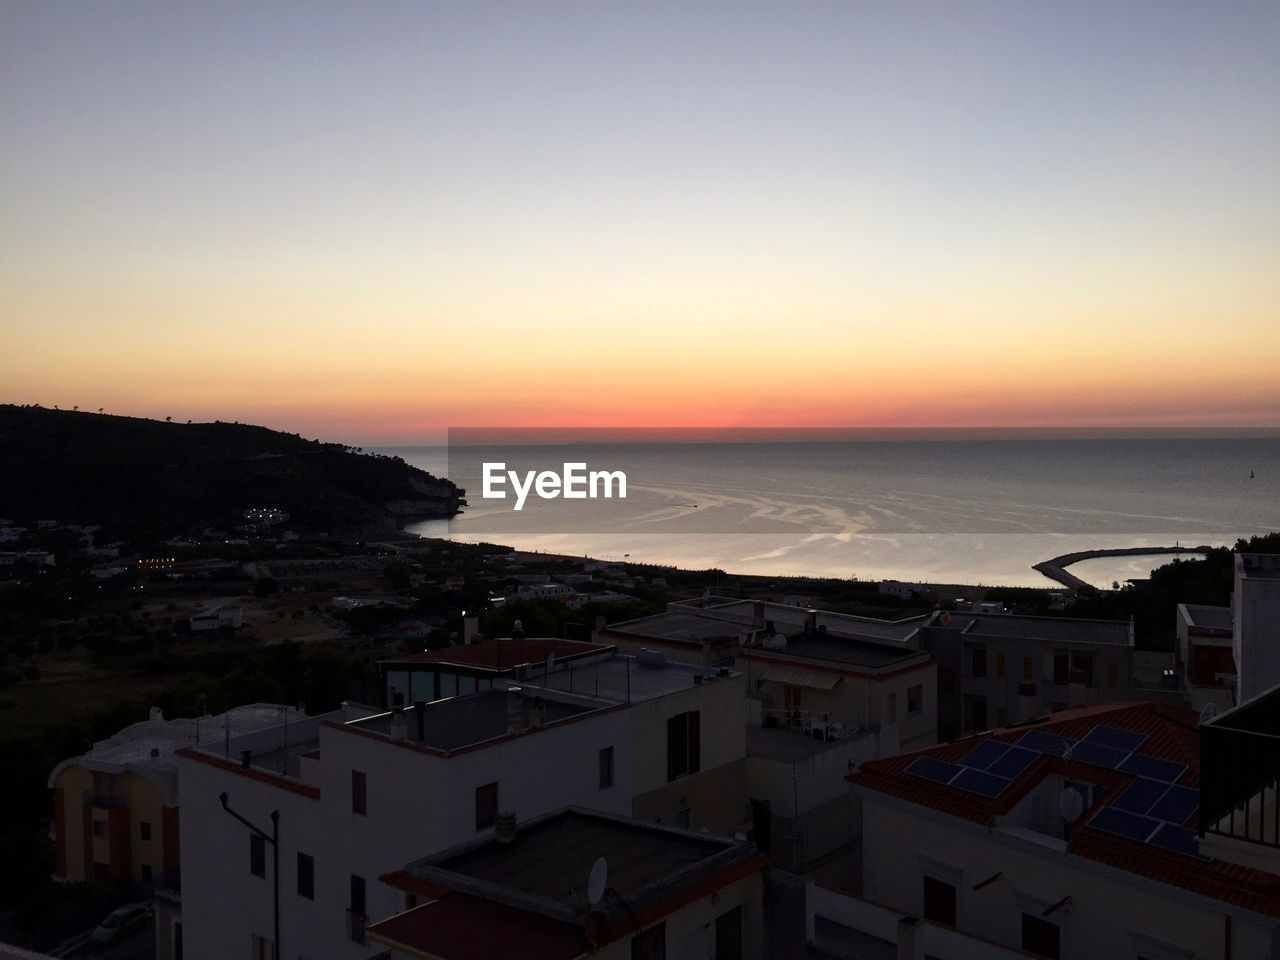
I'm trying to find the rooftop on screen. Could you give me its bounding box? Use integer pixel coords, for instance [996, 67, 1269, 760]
[344, 689, 606, 752]
[850, 701, 1280, 918]
[529, 652, 740, 703]
[373, 807, 765, 959]
[929, 611, 1132, 646]
[383, 636, 612, 672]
[1237, 553, 1280, 582]
[1177, 603, 1233, 632]
[48, 703, 308, 804]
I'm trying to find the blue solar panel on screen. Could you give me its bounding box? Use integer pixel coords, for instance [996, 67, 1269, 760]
[1118, 753, 1188, 784]
[1081, 725, 1148, 753]
[952, 767, 1013, 798]
[1016, 730, 1075, 756]
[1111, 778, 1169, 815]
[1150, 823, 1201, 858]
[1148, 786, 1199, 825]
[959, 740, 1011, 771]
[1090, 806, 1160, 842]
[1070, 741, 1128, 769]
[987, 746, 1038, 780]
[907, 756, 962, 784]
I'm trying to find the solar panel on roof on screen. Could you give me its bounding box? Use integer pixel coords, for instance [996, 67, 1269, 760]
[1016, 729, 1075, 756]
[987, 746, 1038, 780]
[906, 756, 963, 785]
[959, 740, 1011, 771]
[1148, 786, 1199, 825]
[1149, 823, 1201, 858]
[1081, 725, 1148, 753]
[1111, 778, 1170, 815]
[1090, 806, 1161, 843]
[952, 767, 1013, 798]
[1069, 741, 1127, 769]
[1118, 753, 1187, 784]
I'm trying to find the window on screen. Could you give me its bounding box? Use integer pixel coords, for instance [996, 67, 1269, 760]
[349, 875, 367, 945]
[666, 711, 701, 782]
[351, 770, 367, 816]
[907, 685, 923, 715]
[93, 863, 110, 880]
[1108, 662, 1119, 687]
[1053, 654, 1069, 685]
[92, 820, 107, 838]
[971, 647, 987, 678]
[599, 746, 615, 790]
[475, 781, 499, 831]
[405, 893, 418, 911]
[1023, 656, 1033, 681]
[967, 696, 987, 731]
[1071, 654, 1094, 687]
[715, 906, 742, 960]
[297, 852, 314, 900]
[631, 921, 666, 960]
[140, 864, 152, 882]
[1021, 913, 1060, 959]
[922, 875, 957, 926]
[995, 653, 1006, 678]
[250, 934, 274, 960]
[996, 707, 1007, 727]
[249, 834, 265, 878]
[140, 821, 152, 841]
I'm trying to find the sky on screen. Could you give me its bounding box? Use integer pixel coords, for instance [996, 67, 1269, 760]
[3, 1, 1278, 444]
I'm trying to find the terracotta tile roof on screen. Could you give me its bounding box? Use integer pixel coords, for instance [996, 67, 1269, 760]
[366, 893, 587, 960]
[849, 701, 1280, 918]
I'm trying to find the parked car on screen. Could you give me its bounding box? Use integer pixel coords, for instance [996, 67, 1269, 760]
[90, 902, 153, 946]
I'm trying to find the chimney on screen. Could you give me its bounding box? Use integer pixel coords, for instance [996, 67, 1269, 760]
[593, 615, 606, 643]
[149, 707, 164, 723]
[463, 616, 480, 645]
[414, 701, 426, 743]
[241, 749, 252, 769]
[530, 697, 546, 730]
[805, 610, 818, 636]
[494, 810, 517, 843]
[506, 688, 529, 734]
[752, 601, 765, 630]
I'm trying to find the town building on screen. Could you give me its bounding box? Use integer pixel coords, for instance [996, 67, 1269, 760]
[826, 700, 1280, 959]
[46, 704, 304, 887]
[368, 807, 767, 960]
[914, 611, 1138, 740]
[172, 651, 746, 960]
[1175, 602, 1234, 696]
[1233, 553, 1280, 704]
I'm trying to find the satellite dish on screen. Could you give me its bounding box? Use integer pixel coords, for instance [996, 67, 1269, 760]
[587, 857, 608, 905]
[1199, 703, 1220, 724]
[1059, 787, 1085, 823]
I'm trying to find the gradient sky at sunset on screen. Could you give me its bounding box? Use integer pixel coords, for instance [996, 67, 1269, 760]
[3, 2, 1278, 443]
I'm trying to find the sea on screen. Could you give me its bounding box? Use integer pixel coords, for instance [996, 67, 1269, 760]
[376, 435, 1280, 590]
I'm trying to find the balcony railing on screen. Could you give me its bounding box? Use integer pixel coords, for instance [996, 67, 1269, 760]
[346, 909, 368, 946]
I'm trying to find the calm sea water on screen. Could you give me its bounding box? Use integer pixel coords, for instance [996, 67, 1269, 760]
[378, 437, 1280, 588]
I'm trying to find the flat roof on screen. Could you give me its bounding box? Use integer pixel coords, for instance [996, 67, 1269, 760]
[344, 689, 604, 752]
[605, 610, 748, 644]
[384, 637, 612, 672]
[1237, 553, 1280, 581]
[530, 653, 740, 703]
[741, 636, 927, 671]
[934, 612, 1131, 646]
[1178, 603, 1233, 632]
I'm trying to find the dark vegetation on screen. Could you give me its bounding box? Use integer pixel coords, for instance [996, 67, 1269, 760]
[0, 404, 462, 543]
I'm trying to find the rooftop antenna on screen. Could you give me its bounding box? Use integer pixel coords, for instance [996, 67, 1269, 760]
[587, 857, 608, 906]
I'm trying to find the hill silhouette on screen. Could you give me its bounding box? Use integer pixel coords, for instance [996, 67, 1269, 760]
[0, 405, 462, 539]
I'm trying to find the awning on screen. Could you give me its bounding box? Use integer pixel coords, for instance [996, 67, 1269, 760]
[756, 664, 841, 690]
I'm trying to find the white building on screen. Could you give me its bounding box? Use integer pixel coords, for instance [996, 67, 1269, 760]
[368, 807, 766, 960]
[1234, 553, 1280, 704]
[173, 652, 747, 960]
[831, 700, 1280, 959]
